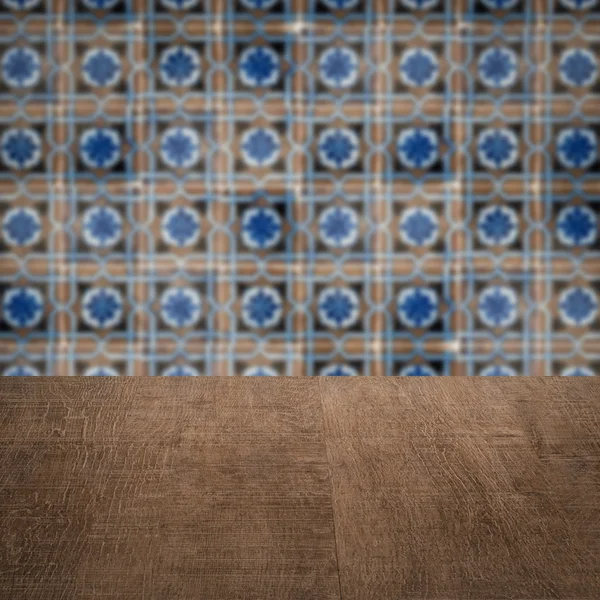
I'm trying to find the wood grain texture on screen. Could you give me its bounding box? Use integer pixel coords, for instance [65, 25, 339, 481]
[0, 378, 340, 600]
[1, 378, 599, 600]
[319, 377, 600, 600]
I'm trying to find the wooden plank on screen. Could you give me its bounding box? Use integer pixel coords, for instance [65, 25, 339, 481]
[319, 377, 600, 600]
[0, 378, 340, 600]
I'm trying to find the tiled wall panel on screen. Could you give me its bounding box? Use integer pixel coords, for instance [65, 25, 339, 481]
[0, 0, 599, 375]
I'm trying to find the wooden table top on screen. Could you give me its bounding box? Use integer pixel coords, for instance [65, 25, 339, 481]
[1, 377, 599, 599]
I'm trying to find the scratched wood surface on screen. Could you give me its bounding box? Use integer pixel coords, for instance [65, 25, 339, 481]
[0, 378, 339, 600]
[319, 377, 600, 600]
[0, 378, 599, 600]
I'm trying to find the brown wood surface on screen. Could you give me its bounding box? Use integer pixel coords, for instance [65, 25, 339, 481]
[0, 377, 599, 600]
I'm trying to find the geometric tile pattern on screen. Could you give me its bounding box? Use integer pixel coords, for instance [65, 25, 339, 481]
[1, 0, 599, 375]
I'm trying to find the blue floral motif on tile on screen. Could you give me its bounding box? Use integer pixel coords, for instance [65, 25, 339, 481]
[82, 49, 121, 88]
[160, 287, 202, 329]
[160, 46, 201, 88]
[240, 47, 280, 87]
[318, 287, 360, 330]
[2, 47, 41, 88]
[3, 287, 44, 329]
[242, 286, 283, 329]
[2, 208, 42, 247]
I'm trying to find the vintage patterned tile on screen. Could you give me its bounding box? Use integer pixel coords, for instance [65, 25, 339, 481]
[0, 0, 599, 375]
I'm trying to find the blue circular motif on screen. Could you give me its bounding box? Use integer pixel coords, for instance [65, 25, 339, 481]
[399, 48, 439, 88]
[478, 285, 518, 328]
[559, 286, 597, 327]
[397, 287, 439, 329]
[397, 128, 439, 170]
[240, 0, 278, 8]
[160, 127, 201, 169]
[3, 364, 39, 376]
[82, 206, 122, 249]
[1, 128, 42, 170]
[559, 48, 597, 87]
[318, 128, 360, 170]
[477, 205, 519, 247]
[85, 366, 119, 376]
[159, 46, 201, 87]
[162, 364, 200, 376]
[481, 0, 519, 9]
[80, 128, 121, 170]
[161, 206, 201, 248]
[239, 46, 280, 87]
[401, 0, 438, 8]
[241, 127, 281, 168]
[82, 0, 120, 9]
[81, 287, 123, 329]
[320, 364, 358, 376]
[2, 287, 43, 329]
[400, 364, 436, 376]
[2, 207, 42, 247]
[2, 0, 41, 8]
[241, 206, 282, 250]
[242, 286, 283, 329]
[319, 47, 359, 89]
[480, 365, 517, 376]
[556, 205, 597, 247]
[318, 286, 360, 329]
[160, 287, 202, 328]
[399, 207, 439, 247]
[559, 0, 598, 9]
[556, 128, 597, 170]
[477, 127, 519, 170]
[319, 206, 359, 248]
[561, 366, 595, 376]
[82, 48, 121, 88]
[2, 47, 41, 88]
[243, 366, 278, 376]
[478, 47, 518, 89]
[320, 0, 360, 9]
